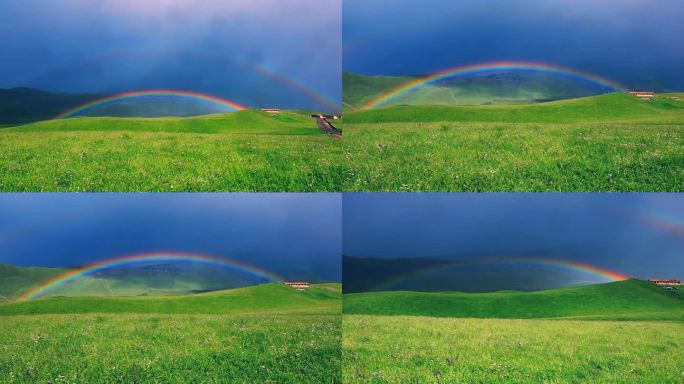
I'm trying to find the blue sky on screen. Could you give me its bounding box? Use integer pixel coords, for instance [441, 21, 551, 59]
[0, 193, 341, 282]
[344, 0, 684, 91]
[343, 193, 684, 281]
[0, 0, 341, 112]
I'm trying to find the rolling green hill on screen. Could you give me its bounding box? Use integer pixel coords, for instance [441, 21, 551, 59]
[343, 71, 620, 110]
[4, 109, 321, 135]
[343, 72, 414, 110]
[0, 282, 341, 315]
[339, 92, 684, 192]
[0, 108, 344, 191]
[343, 279, 684, 320]
[0, 264, 69, 301]
[0, 262, 319, 300]
[1, 283, 342, 383]
[345, 92, 684, 124]
[0, 87, 104, 125]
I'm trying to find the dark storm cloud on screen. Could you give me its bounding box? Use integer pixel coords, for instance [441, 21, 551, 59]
[343, 193, 684, 280]
[0, 0, 341, 111]
[344, 0, 684, 90]
[0, 193, 341, 281]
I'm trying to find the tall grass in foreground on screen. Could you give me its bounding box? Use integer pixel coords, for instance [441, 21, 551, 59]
[0, 131, 344, 191]
[1, 313, 341, 384]
[343, 315, 684, 383]
[341, 121, 683, 191]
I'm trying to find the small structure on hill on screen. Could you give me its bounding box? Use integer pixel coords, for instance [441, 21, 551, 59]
[284, 281, 310, 291]
[261, 108, 281, 115]
[628, 91, 655, 99]
[649, 279, 681, 287]
[311, 114, 342, 120]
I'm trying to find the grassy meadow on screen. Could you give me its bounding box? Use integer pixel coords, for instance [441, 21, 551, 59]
[1, 92, 683, 191]
[341, 93, 684, 191]
[344, 315, 684, 383]
[343, 279, 684, 320]
[342, 72, 607, 109]
[343, 280, 684, 383]
[0, 110, 345, 192]
[0, 283, 342, 383]
[0, 264, 68, 302]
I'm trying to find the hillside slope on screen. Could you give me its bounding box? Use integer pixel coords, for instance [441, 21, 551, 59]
[0, 282, 342, 315]
[343, 72, 414, 110]
[343, 279, 684, 320]
[1, 262, 337, 300]
[343, 71, 612, 110]
[4, 109, 320, 135]
[0, 87, 104, 125]
[345, 93, 684, 124]
[0, 263, 69, 301]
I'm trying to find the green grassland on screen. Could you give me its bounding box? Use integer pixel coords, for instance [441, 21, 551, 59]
[0, 110, 345, 192]
[344, 279, 684, 320]
[344, 315, 684, 383]
[2, 92, 683, 191]
[345, 92, 684, 124]
[342, 72, 414, 111]
[341, 93, 684, 191]
[0, 262, 286, 300]
[0, 264, 68, 302]
[343, 280, 684, 383]
[342, 71, 605, 110]
[1, 282, 341, 316]
[0, 283, 342, 383]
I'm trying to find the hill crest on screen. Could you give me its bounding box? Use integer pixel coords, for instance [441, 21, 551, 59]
[343, 279, 684, 320]
[0, 282, 342, 315]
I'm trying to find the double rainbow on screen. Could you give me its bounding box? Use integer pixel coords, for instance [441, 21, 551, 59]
[16, 253, 282, 302]
[56, 90, 248, 119]
[375, 257, 629, 291]
[361, 61, 626, 110]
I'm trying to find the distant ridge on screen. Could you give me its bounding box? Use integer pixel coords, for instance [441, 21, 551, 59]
[344, 279, 684, 320]
[0, 262, 333, 301]
[0, 87, 251, 125]
[0, 263, 69, 300]
[343, 255, 629, 293]
[0, 282, 342, 315]
[344, 92, 684, 124]
[343, 71, 613, 111]
[0, 87, 103, 125]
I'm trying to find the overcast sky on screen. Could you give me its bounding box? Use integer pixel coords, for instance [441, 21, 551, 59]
[0, 193, 341, 282]
[0, 0, 341, 112]
[344, 0, 684, 91]
[344, 193, 684, 281]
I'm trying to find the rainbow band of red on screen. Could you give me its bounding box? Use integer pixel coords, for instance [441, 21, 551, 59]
[515, 258, 629, 281]
[375, 256, 629, 291]
[55, 90, 248, 119]
[16, 252, 282, 302]
[361, 61, 627, 110]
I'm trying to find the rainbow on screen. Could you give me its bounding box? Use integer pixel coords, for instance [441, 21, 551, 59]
[16, 252, 282, 301]
[375, 257, 629, 291]
[231, 58, 340, 113]
[55, 90, 248, 119]
[361, 61, 627, 110]
[628, 207, 684, 238]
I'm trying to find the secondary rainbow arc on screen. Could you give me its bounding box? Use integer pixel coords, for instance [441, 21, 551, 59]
[375, 257, 629, 291]
[56, 90, 248, 119]
[361, 61, 627, 110]
[16, 252, 282, 302]
[230, 58, 340, 112]
[628, 208, 684, 238]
